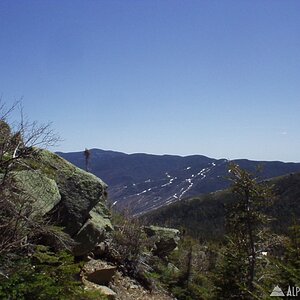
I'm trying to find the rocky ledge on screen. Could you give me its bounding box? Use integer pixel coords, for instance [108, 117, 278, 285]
[5, 149, 113, 256]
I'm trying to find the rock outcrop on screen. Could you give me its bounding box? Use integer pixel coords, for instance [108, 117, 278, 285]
[82, 259, 117, 285]
[3, 149, 113, 256]
[144, 226, 180, 258]
[10, 170, 61, 216]
[82, 278, 117, 300]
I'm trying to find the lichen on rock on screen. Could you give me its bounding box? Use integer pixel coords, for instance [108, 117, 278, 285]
[144, 225, 180, 257]
[1, 148, 113, 256]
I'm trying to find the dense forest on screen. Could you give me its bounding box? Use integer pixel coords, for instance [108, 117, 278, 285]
[140, 165, 300, 299]
[143, 172, 300, 241]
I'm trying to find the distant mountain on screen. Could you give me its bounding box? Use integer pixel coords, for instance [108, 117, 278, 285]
[57, 149, 300, 215]
[142, 172, 300, 240]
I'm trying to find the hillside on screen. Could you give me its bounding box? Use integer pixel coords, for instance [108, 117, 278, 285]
[58, 149, 300, 215]
[142, 172, 300, 240]
[2, 120, 300, 299]
[0, 120, 176, 299]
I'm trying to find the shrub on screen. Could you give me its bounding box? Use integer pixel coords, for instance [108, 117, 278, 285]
[0, 246, 105, 300]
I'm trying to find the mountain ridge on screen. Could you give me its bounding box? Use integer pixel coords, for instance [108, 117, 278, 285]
[142, 171, 300, 241]
[57, 149, 300, 215]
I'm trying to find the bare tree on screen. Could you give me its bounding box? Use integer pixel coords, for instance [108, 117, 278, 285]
[0, 101, 60, 184]
[84, 148, 91, 172]
[0, 101, 69, 259]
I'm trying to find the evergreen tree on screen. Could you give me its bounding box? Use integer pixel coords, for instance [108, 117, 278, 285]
[277, 223, 300, 289]
[214, 163, 274, 299]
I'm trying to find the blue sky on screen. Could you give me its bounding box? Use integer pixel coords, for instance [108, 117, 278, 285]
[0, 1, 299, 162]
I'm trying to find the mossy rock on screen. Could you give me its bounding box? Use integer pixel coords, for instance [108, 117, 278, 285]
[73, 202, 113, 256]
[144, 226, 180, 257]
[7, 170, 61, 216]
[144, 225, 180, 240]
[35, 150, 113, 255]
[1, 148, 113, 256]
[29, 150, 109, 237]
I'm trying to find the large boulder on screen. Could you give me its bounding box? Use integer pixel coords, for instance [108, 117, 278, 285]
[34, 150, 109, 235]
[10, 170, 61, 216]
[73, 203, 113, 256]
[144, 225, 180, 258]
[82, 259, 117, 285]
[8, 149, 113, 256]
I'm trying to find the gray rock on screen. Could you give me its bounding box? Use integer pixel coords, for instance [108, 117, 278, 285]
[27, 149, 113, 256]
[144, 225, 180, 257]
[97, 285, 116, 299]
[86, 267, 117, 285]
[82, 259, 117, 285]
[82, 278, 116, 299]
[73, 213, 113, 256]
[10, 170, 61, 216]
[36, 150, 108, 235]
[1, 148, 113, 256]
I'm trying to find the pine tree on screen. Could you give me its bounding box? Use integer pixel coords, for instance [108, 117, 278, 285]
[214, 163, 274, 299]
[278, 223, 300, 288]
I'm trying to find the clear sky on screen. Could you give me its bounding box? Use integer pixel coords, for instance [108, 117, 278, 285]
[0, 0, 299, 162]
